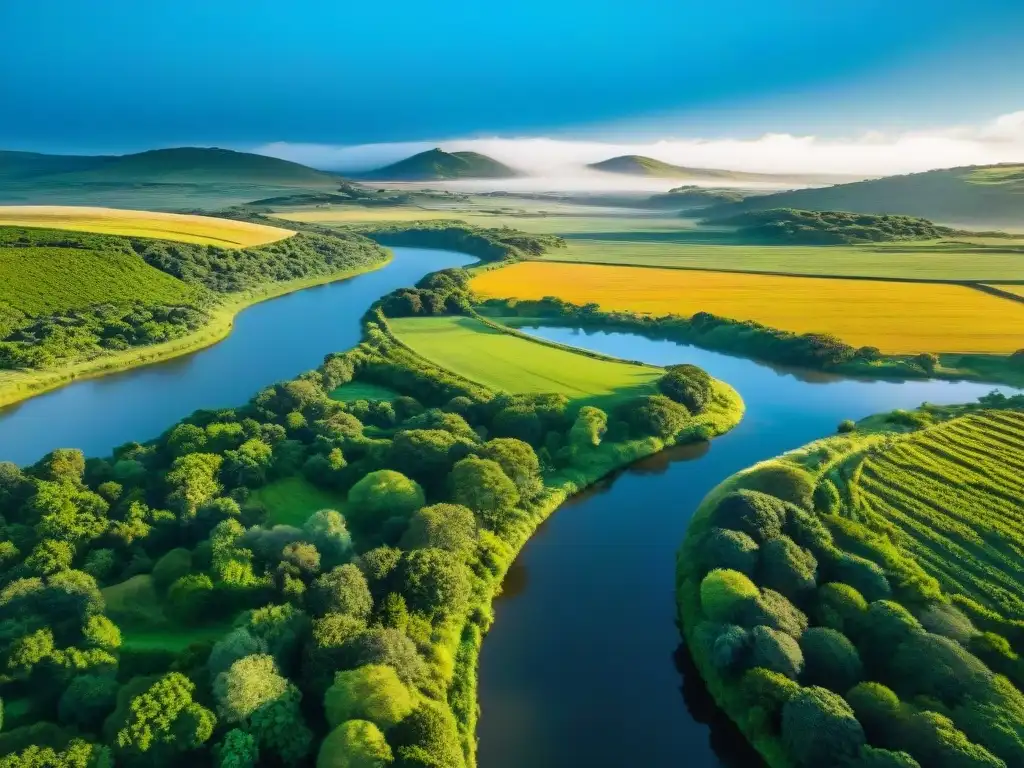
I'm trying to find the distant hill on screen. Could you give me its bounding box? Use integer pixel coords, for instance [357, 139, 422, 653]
[646, 185, 753, 210]
[587, 155, 849, 184]
[702, 164, 1024, 228]
[356, 149, 519, 181]
[0, 147, 340, 187]
[704, 208, 994, 245]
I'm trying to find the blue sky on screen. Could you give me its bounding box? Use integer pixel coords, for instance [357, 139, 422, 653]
[2, 0, 1023, 153]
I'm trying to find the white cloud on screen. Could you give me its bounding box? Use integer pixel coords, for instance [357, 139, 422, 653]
[251, 111, 1024, 192]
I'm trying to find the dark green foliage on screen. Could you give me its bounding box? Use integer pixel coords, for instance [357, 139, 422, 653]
[846, 682, 902, 744]
[658, 364, 712, 412]
[399, 548, 471, 619]
[826, 552, 892, 602]
[215, 729, 258, 768]
[346, 471, 424, 533]
[711, 490, 787, 543]
[449, 456, 519, 532]
[476, 438, 543, 500]
[702, 527, 760, 576]
[341, 628, 428, 687]
[859, 601, 925, 659]
[759, 535, 817, 599]
[750, 625, 804, 679]
[356, 546, 402, 596]
[58, 674, 119, 732]
[400, 503, 477, 555]
[709, 624, 751, 675]
[706, 208, 967, 244]
[310, 565, 373, 619]
[856, 746, 921, 767]
[618, 394, 689, 438]
[248, 685, 312, 764]
[150, 548, 193, 594]
[799, 627, 863, 692]
[741, 588, 809, 638]
[815, 582, 868, 635]
[891, 633, 993, 705]
[781, 686, 865, 767]
[387, 429, 470, 493]
[390, 699, 465, 768]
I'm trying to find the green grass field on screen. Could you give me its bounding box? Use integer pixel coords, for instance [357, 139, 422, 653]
[250, 476, 349, 526]
[388, 315, 662, 405]
[120, 624, 233, 652]
[0, 244, 201, 315]
[329, 381, 401, 402]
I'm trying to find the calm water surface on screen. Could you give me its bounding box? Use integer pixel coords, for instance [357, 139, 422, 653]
[476, 325, 1020, 768]
[0, 248, 475, 465]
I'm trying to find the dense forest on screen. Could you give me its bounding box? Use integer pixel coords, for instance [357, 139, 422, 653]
[704, 208, 985, 244]
[0, 226, 387, 370]
[0, 260, 737, 767]
[677, 394, 1024, 768]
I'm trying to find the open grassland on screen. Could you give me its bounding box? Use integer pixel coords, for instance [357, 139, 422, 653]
[471, 261, 1024, 354]
[328, 380, 401, 402]
[388, 315, 662, 403]
[553, 239, 1024, 282]
[0, 244, 201, 315]
[843, 410, 1024, 618]
[250, 476, 350, 526]
[0, 205, 294, 247]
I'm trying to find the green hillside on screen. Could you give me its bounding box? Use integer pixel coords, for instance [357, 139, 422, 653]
[356, 148, 520, 180]
[0, 150, 108, 180]
[704, 163, 1024, 227]
[587, 155, 842, 184]
[46, 147, 340, 186]
[705, 208, 985, 244]
[646, 185, 752, 210]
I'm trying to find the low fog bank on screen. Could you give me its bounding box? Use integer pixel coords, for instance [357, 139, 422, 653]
[253, 110, 1024, 183]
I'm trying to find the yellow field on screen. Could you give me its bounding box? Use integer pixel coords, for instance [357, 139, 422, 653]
[990, 284, 1024, 299]
[0, 206, 294, 247]
[471, 262, 1024, 354]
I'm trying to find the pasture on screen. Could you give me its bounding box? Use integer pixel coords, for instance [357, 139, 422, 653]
[0, 205, 294, 247]
[387, 315, 662, 403]
[0, 243, 201, 315]
[250, 476, 349, 526]
[329, 380, 401, 402]
[470, 261, 1024, 354]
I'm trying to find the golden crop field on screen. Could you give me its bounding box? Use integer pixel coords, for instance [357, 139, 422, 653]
[0, 205, 294, 247]
[471, 262, 1024, 354]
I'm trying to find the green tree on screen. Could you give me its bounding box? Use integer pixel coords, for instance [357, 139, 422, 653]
[701, 527, 760, 576]
[304, 509, 353, 568]
[569, 406, 608, 451]
[400, 504, 476, 556]
[449, 456, 519, 531]
[390, 700, 464, 768]
[311, 565, 373, 619]
[325, 664, 416, 730]
[25, 539, 74, 576]
[658, 365, 712, 412]
[759, 535, 817, 599]
[751, 625, 804, 679]
[346, 471, 425, 533]
[317, 720, 392, 768]
[341, 628, 427, 687]
[222, 439, 273, 488]
[213, 654, 288, 724]
[711, 490, 786, 543]
[166, 453, 223, 517]
[215, 729, 258, 768]
[477, 438, 542, 500]
[399, 548, 471, 619]
[815, 582, 868, 635]
[619, 394, 689, 438]
[799, 626, 863, 692]
[58, 673, 119, 731]
[781, 686, 865, 767]
[114, 673, 216, 761]
[699, 569, 759, 623]
[249, 685, 312, 763]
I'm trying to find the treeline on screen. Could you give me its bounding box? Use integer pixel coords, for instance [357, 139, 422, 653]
[345, 220, 565, 263]
[0, 291, 722, 767]
[0, 225, 389, 370]
[677, 401, 1024, 768]
[705, 208, 992, 245]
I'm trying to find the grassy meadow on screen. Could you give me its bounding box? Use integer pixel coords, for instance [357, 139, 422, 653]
[250, 476, 350, 526]
[387, 315, 662, 404]
[0, 244, 201, 315]
[0, 205, 294, 246]
[471, 261, 1024, 354]
[329, 380, 402, 402]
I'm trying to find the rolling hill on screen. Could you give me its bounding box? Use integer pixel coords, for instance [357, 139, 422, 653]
[356, 148, 520, 180]
[702, 163, 1024, 228]
[587, 155, 856, 185]
[0, 150, 108, 180]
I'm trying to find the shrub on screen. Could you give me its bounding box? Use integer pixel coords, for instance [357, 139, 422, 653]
[325, 664, 416, 730]
[846, 682, 902, 745]
[58, 674, 119, 731]
[699, 569, 759, 623]
[710, 624, 751, 675]
[618, 394, 689, 438]
[151, 548, 193, 594]
[477, 438, 543, 500]
[742, 588, 809, 638]
[449, 456, 520, 532]
[317, 720, 392, 768]
[303, 510, 354, 568]
[751, 625, 804, 679]
[711, 490, 787, 543]
[799, 627, 863, 692]
[399, 547, 471, 619]
[390, 700, 465, 768]
[781, 686, 865, 767]
[837, 419, 857, 434]
[815, 582, 868, 635]
[741, 667, 800, 714]
[827, 552, 891, 602]
[658, 366, 712, 412]
[400, 503, 477, 555]
[740, 462, 814, 508]
[759, 535, 817, 599]
[310, 565, 373, 620]
[859, 601, 924, 667]
[891, 633, 993, 705]
[701, 527, 760, 576]
[346, 471, 425, 533]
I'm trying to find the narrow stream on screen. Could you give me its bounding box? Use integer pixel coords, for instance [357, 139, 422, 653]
[476, 325, 1019, 768]
[0, 248, 475, 466]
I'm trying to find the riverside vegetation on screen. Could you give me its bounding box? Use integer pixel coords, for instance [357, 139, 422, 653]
[676, 393, 1024, 768]
[0, 249, 743, 767]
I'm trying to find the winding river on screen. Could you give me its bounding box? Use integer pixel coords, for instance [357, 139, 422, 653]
[0, 248, 1017, 767]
